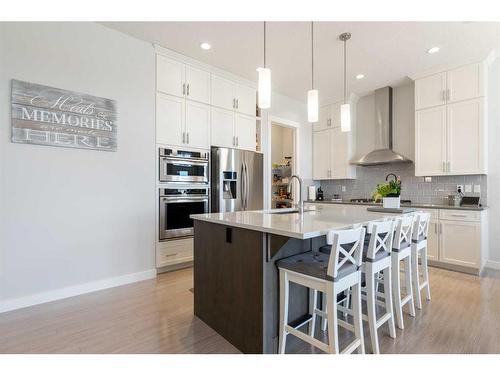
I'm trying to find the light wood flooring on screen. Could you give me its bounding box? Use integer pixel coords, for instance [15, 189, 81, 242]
[1, 266, 500, 354]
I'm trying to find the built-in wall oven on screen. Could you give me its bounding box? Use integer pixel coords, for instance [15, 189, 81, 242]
[159, 185, 209, 241]
[159, 148, 209, 184]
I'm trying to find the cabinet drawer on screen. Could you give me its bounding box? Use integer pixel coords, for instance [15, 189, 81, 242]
[156, 238, 193, 267]
[439, 209, 480, 222]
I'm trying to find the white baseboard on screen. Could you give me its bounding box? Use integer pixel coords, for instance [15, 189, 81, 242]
[0, 269, 157, 314]
[485, 260, 500, 271]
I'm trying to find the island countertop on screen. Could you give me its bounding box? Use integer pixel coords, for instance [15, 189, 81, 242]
[191, 206, 399, 240]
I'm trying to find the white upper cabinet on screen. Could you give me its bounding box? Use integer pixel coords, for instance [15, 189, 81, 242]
[313, 129, 330, 179]
[235, 84, 257, 116]
[331, 102, 342, 128]
[330, 126, 355, 179]
[211, 75, 235, 110]
[156, 93, 185, 147]
[314, 105, 331, 131]
[234, 113, 257, 151]
[447, 98, 484, 175]
[185, 65, 211, 104]
[156, 93, 209, 149]
[156, 54, 210, 104]
[415, 106, 447, 176]
[414, 62, 487, 176]
[414, 72, 447, 110]
[157, 55, 185, 98]
[210, 108, 256, 151]
[185, 101, 210, 149]
[211, 107, 235, 148]
[211, 74, 256, 115]
[447, 63, 484, 104]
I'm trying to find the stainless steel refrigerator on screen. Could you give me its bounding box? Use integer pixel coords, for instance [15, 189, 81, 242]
[211, 146, 263, 213]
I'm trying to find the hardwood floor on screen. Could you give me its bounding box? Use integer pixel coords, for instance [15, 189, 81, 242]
[1, 266, 499, 354]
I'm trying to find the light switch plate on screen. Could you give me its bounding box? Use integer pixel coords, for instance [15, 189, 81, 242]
[424, 177, 432, 182]
[342, 185, 346, 192]
[474, 185, 481, 193]
[465, 184, 472, 193]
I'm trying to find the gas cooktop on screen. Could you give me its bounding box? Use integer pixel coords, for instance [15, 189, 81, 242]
[350, 198, 412, 205]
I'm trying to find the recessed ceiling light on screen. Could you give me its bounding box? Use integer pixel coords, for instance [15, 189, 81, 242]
[200, 42, 211, 50]
[427, 46, 440, 54]
[355, 74, 365, 80]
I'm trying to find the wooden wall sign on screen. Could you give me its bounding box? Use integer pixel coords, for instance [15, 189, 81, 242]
[11, 80, 117, 151]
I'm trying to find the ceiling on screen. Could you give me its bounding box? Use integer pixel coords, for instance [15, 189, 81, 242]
[101, 22, 500, 104]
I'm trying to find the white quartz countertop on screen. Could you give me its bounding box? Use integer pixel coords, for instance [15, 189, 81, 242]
[191, 206, 402, 240]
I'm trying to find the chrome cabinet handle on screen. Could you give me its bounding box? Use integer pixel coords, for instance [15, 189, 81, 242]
[434, 222, 437, 235]
[232, 136, 235, 146]
[236, 136, 239, 147]
[182, 132, 185, 143]
[450, 214, 468, 218]
[233, 98, 236, 109]
[442, 161, 446, 173]
[327, 118, 331, 127]
[182, 83, 186, 96]
[236, 99, 239, 109]
[186, 132, 190, 144]
[442, 90, 446, 102]
[187, 84, 190, 96]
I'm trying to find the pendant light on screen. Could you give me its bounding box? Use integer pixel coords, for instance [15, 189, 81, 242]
[307, 22, 318, 123]
[339, 32, 351, 132]
[257, 21, 271, 109]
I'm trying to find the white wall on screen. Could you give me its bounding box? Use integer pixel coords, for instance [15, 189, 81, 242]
[488, 57, 500, 263]
[354, 83, 415, 160]
[0, 23, 156, 309]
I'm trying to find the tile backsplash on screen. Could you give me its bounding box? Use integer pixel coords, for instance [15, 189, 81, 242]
[318, 163, 487, 206]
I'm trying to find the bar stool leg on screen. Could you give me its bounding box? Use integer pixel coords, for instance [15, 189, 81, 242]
[366, 265, 379, 354]
[321, 292, 328, 332]
[382, 267, 396, 339]
[412, 248, 422, 310]
[421, 246, 431, 301]
[309, 289, 318, 337]
[278, 270, 289, 354]
[351, 281, 365, 354]
[404, 256, 416, 317]
[392, 257, 404, 330]
[326, 282, 339, 354]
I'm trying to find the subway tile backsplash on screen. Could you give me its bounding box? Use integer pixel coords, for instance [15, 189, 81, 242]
[318, 164, 487, 206]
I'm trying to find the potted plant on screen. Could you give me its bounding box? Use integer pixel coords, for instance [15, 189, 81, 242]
[372, 175, 402, 209]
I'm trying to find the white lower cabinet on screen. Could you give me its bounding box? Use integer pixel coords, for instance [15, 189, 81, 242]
[156, 238, 193, 268]
[210, 107, 256, 151]
[439, 220, 480, 268]
[426, 220, 440, 261]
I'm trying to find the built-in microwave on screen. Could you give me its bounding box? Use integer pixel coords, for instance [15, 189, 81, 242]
[159, 185, 209, 241]
[159, 148, 209, 184]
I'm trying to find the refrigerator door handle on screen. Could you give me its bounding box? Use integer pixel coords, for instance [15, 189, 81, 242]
[240, 162, 245, 210]
[244, 161, 250, 210]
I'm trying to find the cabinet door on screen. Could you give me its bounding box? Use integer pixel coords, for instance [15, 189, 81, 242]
[156, 93, 184, 146]
[330, 127, 348, 179]
[415, 106, 447, 176]
[440, 220, 480, 268]
[235, 84, 257, 116]
[211, 107, 235, 148]
[185, 101, 210, 149]
[426, 220, 439, 261]
[447, 63, 483, 103]
[156, 55, 185, 98]
[211, 74, 235, 111]
[314, 105, 331, 132]
[313, 129, 331, 180]
[185, 65, 211, 104]
[234, 113, 256, 151]
[415, 72, 447, 110]
[447, 98, 484, 175]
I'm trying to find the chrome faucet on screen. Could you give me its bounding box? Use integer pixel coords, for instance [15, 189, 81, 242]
[288, 175, 304, 214]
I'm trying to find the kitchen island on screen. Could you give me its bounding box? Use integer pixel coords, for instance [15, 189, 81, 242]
[191, 205, 399, 354]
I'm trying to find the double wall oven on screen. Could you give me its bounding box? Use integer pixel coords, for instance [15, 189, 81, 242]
[158, 148, 210, 241]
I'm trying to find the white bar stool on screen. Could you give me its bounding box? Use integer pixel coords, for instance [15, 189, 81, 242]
[277, 227, 366, 354]
[359, 219, 397, 354]
[411, 212, 432, 309]
[391, 215, 416, 330]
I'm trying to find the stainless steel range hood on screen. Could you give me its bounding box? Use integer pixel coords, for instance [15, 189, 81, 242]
[351, 86, 412, 166]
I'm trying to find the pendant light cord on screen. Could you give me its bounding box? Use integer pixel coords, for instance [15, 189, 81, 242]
[311, 21, 314, 90]
[343, 37, 347, 104]
[264, 21, 266, 68]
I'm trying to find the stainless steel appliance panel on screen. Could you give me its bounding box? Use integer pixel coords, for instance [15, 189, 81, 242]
[159, 148, 209, 183]
[243, 150, 263, 211]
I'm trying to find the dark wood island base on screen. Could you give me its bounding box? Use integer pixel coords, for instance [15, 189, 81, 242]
[193, 219, 325, 353]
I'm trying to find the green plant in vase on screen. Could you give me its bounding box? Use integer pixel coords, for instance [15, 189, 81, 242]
[372, 176, 401, 202]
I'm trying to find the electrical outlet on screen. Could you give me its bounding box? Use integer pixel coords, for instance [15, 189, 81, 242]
[465, 184, 472, 193]
[474, 185, 481, 193]
[342, 185, 346, 192]
[424, 176, 432, 182]
[456, 185, 464, 193]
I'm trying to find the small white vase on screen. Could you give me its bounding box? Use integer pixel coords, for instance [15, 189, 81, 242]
[383, 196, 401, 209]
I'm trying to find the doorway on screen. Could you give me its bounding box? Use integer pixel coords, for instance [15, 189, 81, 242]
[268, 118, 299, 209]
